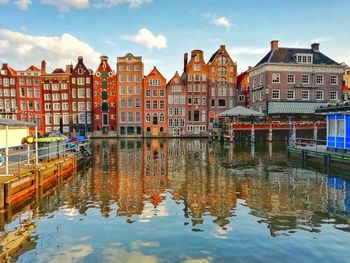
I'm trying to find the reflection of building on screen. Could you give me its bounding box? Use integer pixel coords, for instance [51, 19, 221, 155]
[143, 139, 168, 206]
[143, 67, 167, 136]
[93, 56, 117, 136]
[116, 139, 144, 216]
[116, 53, 144, 137]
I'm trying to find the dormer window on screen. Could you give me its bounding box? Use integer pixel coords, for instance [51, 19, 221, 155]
[78, 68, 83, 75]
[294, 54, 313, 64]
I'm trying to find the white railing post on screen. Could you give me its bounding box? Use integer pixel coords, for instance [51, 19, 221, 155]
[35, 126, 38, 165]
[5, 125, 8, 176]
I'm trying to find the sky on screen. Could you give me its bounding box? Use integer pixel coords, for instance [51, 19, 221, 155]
[0, 0, 349, 79]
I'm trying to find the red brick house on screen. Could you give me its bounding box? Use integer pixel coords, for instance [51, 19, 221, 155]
[0, 63, 18, 120]
[93, 56, 117, 136]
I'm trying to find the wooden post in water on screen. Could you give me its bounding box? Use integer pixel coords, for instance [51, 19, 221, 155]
[251, 124, 255, 143]
[268, 123, 273, 142]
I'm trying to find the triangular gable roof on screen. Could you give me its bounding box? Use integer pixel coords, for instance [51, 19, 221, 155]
[167, 71, 183, 86]
[27, 65, 40, 71]
[216, 106, 265, 117]
[207, 45, 234, 65]
[146, 66, 166, 81]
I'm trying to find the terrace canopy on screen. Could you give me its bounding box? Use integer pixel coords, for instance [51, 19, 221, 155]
[216, 106, 265, 118]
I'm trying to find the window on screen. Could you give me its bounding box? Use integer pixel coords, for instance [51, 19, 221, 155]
[330, 90, 338, 100]
[45, 103, 51, 111]
[10, 78, 15, 85]
[120, 99, 126, 108]
[272, 89, 280, 99]
[78, 68, 84, 75]
[86, 88, 91, 98]
[259, 75, 263, 85]
[72, 102, 77, 111]
[160, 90, 165, 97]
[316, 90, 324, 100]
[11, 89, 16, 96]
[72, 78, 76, 84]
[134, 65, 141, 71]
[301, 90, 309, 100]
[78, 89, 85, 98]
[119, 65, 125, 71]
[149, 79, 160, 86]
[145, 90, 151, 97]
[135, 98, 141, 108]
[52, 84, 60, 90]
[136, 112, 141, 123]
[160, 113, 165, 122]
[21, 101, 26, 110]
[296, 54, 313, 64]
[146, 100, 151, 110]
[287, 74, 295, 84]
[119, 74, 125, 82]
[78, 102, 85, 111]
[61, 83, 68, 89]
[152, 100, 158, 110]
[128, 112, 133, 122]
[316, 75, 324, 85]
[287, 90, 295, 100]
[127, 98, 133, 108]
[20, 87, 25, 97]
[3, 78, 9, 87]
[127, 75, 133, 82]
[135, 86, 141, 95]
[120, 112, 126, 123]
[194, 64, 201, 71]
[86, 78, 90, 84]
[35, 101, 41, 111]
[62, 103, 68, 110]
[272, 73, 280, 83]
[146, 113, 151, 122]
[127, 86, 133, 95]
[52, 94, 60, 101]
[53, 103, 61, 111]
[168, 119, 173, 127]
[44, 84, 50, 90]
[77, 78, 85, 85]
[152, 90, 158, 97]
[301, 74, 310, 84]
[34, 88, 40, 98]
[330, 75, 338, 85]
[194, 110, 200, 121]
[195, 55, 199, 62]
[238, 95, 245, 102]
[259, 90, 264, 101]
[252, 92, 256, 102]
[160, 100, 165, 109]
[218, 99, 226, 107]
[153, 113, 158, 125]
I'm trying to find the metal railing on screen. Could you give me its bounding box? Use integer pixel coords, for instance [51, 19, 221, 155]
[289, 137, 327, 153]
[0, 140, 89, 176]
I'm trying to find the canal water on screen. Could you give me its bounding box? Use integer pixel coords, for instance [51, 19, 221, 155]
[2, 139, 350, 263]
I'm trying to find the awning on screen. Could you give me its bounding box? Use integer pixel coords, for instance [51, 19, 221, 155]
[0, 118, 37, 127]
[268, 102, 327, 115]
[216, 106, 265, 117]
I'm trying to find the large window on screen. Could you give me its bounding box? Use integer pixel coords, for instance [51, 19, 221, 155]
[287, 74, 295, 84]
[287, 90, 295, 100]
[272, 89, 280, 99]
[301, 74, 310, 84]
[316, 75, 324, 85]
[272, 73, 280, 83]
[194, 110, 200, 122]
[330, 75, 338, 85]
[330, 90, 338, 100]
[337, 119, 344, 137]
[301, 90, 309, 100]
[316, 90, 324, 100]
[218, 99, 226, 107]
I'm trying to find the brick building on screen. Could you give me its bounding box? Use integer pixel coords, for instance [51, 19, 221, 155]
[236, 68, 251, 108]
[343, 67, 350, 100]
[184, 50, 209, 135]
[207, 45, 237, 126]
[93, 56, 117, 136]
[143, 67, 167, 136]
[249, 41, 345, 116]
[17, 65, 44, 133]
[116, 53, 143, 137]
[70, 56, 93, 136]
[167, 71, 187, 136]
[41, 61, 72, 133]
[0, 63, 18, 120]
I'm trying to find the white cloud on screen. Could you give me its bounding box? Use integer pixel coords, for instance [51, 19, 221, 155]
[94, 0, 152, 8]
[0, 0, 8, 4]
[122, 28, 167, 49]
[0, 29, 100, 71]
[229, 47, 269, 55]
[15, 0, 32, 10]
[212, 16, 231, 29]
[41, 0, 90, 11]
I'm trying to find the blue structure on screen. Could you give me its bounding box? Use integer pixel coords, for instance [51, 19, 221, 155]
[317, 104, 350, 152]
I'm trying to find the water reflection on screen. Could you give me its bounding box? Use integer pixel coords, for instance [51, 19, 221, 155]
[1, 139, 350, 262]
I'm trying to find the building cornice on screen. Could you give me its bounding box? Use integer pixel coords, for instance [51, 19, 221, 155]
[249, 63, 346, 77]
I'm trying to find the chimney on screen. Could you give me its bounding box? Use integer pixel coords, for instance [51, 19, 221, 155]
[184, 53, 188, 73]
[78, 56, 83, 63]
[271, 40, 279, 50]
[41, 60, 46, 74]
[65, 64, 73, 74]
[311, 43, 320, 52]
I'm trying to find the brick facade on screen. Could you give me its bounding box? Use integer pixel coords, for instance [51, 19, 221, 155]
[0, 64, 18, 120]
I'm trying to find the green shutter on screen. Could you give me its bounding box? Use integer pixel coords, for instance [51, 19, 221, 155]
[102, 102, 108, 112]
[102, 91, 108, 100]
[102, 81, 107, 90]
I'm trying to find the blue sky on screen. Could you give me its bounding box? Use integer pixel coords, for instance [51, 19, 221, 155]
[0, 0, 349, 79]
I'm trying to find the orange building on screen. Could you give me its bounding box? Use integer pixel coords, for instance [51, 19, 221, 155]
[207, 45, 237, 126]
[236, 67, 251, 108]
[184, 50, 209, 135]
[92, 56, 117, 136]
[143, 67, 167, 136]
[167, 71, 187, 136]
[116, 53, 144, 136]
[0, 63, 18, 120]
[17, 65, 45, 133]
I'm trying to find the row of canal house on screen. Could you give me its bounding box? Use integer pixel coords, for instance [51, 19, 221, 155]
[0, 41, 348, 137]
[0, 45, 238, 137]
